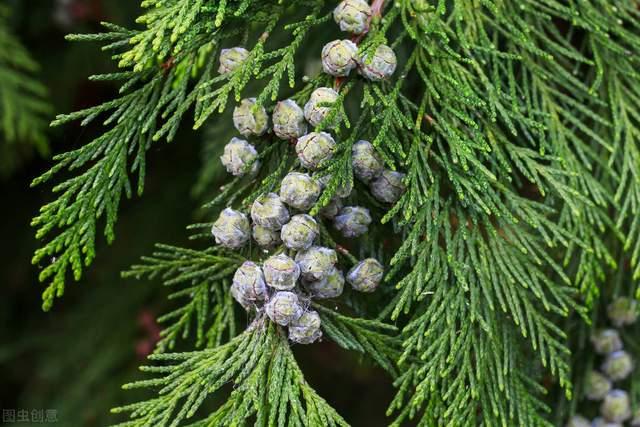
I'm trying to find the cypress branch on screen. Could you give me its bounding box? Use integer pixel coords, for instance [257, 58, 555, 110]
[28, 0, 640, 425]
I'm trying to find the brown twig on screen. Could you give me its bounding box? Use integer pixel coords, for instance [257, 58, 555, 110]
[160, 56, 175, 74]
[424, 114, 435, 125]
[335, 244, 358, 264]
[371, 0, 386, 19]
[353, 0, 386, 45]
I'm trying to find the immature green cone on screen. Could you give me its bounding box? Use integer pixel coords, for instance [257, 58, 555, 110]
[600, 390, 631, 423]
[211, 208, 250, 249]
[272, 99, 307, 140]
[231, 261, 268, 309]
[347, 258, 383, 293]
[251, 193, 290, 230]
[305, 266, 345, 299]
[263, 253, 301, 290]
[322, 39, 358, 76]
[281, 214, 319, 250]
[279, 172, 321, 211]
[252, 224, 281, 248]
[333, 0, 372, 35]
[304, 87, 340, 128]
[218, 47, 249, 74]
[220, 137, 259, 177]
[607, 297, 638, 327]
[585, 370, 612, 401]
[602, 351, 634, 381]
[295, 246, 338, 281]
[352, 140, 384, 182]
[233, 98, 268, 137]
[357, 44, 397, 81]
[296, 132, 336, 170]
[265, 291, 304, 326]
[591, 329, 623, 355]
[565, 415, 591, 427]
[289, 310, 322, 344]
[334, 206, 372, 238]
[370, 169, 406, 204]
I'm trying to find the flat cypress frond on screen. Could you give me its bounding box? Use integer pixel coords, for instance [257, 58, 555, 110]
[0, 4, 51, 176]
[29, 0, 640, 425]
[113, 320, 349, 427]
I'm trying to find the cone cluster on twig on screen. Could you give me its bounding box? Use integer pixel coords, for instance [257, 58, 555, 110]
[567, 297, 639, 427]
[210, 1, 405, 345]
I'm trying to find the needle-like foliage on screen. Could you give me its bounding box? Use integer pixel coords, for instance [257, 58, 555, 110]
[113, 320, 349, 427]
[31, 0, 640, 425]
[0, 4, 50, 176]
[123, 244, 245, 351]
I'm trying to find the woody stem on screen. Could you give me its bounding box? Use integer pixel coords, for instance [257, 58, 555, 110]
[371, 0, 385, 19]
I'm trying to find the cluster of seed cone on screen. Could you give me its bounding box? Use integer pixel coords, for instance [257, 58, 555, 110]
[212, 188, 384, 344]
[567, 298, 639, 427]
[211, 1, 405, 345]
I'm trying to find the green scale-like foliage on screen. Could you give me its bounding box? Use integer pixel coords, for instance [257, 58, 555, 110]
[30, 0, 640, 425]
[0, 4, 50, 176]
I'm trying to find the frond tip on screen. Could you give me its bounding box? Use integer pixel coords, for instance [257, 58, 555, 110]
[112, 319, 348, 427]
